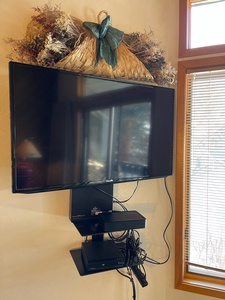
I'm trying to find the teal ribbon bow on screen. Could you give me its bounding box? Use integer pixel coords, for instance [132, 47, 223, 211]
[83, 15, 124, 68]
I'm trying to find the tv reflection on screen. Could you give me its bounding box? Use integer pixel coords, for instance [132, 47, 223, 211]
[16, 97, 151, 189]
[86, 103, 151, 182]
[16, 139, 42, 189]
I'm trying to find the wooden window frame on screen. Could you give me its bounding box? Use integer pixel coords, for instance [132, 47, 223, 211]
[179, 0, 225, 58]
[175, 56, 225, 299]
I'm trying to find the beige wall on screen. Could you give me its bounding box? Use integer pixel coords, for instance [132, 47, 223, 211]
[0, 1, 216, 299]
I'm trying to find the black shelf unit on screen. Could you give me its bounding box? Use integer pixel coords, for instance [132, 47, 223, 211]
[70, 242, 143, 276]
[69, 183, 146, 275]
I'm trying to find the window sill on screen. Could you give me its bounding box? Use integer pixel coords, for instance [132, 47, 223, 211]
[179, 44, 225, 59]
[176, 277, 225, 299]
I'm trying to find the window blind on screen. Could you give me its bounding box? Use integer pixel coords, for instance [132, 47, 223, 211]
[185, 69, 225, 279]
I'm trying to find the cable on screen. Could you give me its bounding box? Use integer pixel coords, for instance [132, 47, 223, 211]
[130, 275, 136, 300]
[116, 268, 136, 300]
[108, 229, 129, 242]
[113, 199, 128, 211]
[94, 186, 128, 211]
[93, 184, 139, 245]
[145, 176, 174, 265]
[94, 181, 139, 210]
[119, 181, 139, 203]
[110, 180, 139, 210]
[95, 176, 174, 267]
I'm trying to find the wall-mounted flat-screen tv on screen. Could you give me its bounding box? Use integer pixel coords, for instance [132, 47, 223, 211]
[9, 61, 175, 193]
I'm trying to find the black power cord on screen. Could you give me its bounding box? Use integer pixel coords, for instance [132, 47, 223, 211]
[115, 176, 173, 299]
[117, 268, 136, 300]
[144, 176, 173, 265]
[94, 181, 139, 211]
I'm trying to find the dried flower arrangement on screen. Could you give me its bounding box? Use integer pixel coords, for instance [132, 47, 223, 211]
[124, 32, 176, 85]
[8, 4, 83, 66]
[7, 4, 176, 86]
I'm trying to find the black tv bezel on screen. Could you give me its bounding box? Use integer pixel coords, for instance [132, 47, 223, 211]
[9, 61, 175, 194]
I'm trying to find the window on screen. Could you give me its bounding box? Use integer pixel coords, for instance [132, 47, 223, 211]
[186, 68, 225, 278]
[176, 55, 225, 300]
[179, 0, 225, 57]
[190, 1, 225, 48]
[176, 0, 225, 298]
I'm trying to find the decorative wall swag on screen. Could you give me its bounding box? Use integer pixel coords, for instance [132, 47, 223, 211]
[83, 11, 124, 68]
[7, 4, 176, 86]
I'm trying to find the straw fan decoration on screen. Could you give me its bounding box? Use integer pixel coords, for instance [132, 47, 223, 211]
[7, 4, 176, 86]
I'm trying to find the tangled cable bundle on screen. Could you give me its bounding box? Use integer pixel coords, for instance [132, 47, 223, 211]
[8, 4, 176, 86]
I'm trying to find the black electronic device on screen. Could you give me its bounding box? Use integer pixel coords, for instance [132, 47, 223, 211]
[9, 61, 174, 194]
[99, 210, 146, 232]
[131, 265, 148, 287]
[81, 240, 125, 271]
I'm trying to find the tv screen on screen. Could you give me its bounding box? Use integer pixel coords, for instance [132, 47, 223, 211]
[9, 62, 174, 193]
